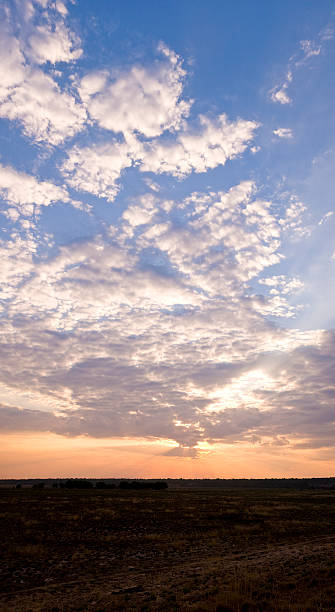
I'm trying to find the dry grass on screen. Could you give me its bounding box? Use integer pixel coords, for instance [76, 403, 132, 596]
[1, 488, 335, 610]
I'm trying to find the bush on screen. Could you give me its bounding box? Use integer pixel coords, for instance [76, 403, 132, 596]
[95, 481, 116, 489]
[63, 479, 93, 489]
[118, 480, 168, 490]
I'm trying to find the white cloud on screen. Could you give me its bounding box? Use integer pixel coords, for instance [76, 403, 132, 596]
[62, 141, 136, 201]
[0, 67, 86, 145]
[300, 39, 321, 59]
[279, 198, 309, 237]
[259, 275, 304, 295]
[28, 21, 82, 64]
[269, 27, 332, 105]
[0, 232, 37, 301]
[140, 114, 259, 177]
[143, 177, 160, 192]
[0, 25, 26, 102]
[0, 163, 68, 214]
[18, 0, 81, 64]
[270, 87, 291, 105]
[122, 194, 157, 227]
[0, 178, 330, 450]
[1, 7, 331, 454]
[62, 113, 258, 197]
[273, 128, 293, 139]
[0, 2, 86, 145]
[318, 211, 333, 225]
[79, 44, 191, 138]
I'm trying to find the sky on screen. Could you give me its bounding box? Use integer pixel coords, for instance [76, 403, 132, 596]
[1, 0, 335, 479]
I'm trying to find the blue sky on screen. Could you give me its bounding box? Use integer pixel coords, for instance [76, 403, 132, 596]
[1, 0, 335, 477]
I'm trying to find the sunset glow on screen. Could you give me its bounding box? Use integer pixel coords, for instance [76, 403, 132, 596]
[1, 1, 335, 478]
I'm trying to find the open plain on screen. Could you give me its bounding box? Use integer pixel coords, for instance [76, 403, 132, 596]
[1, 486, 335, 611]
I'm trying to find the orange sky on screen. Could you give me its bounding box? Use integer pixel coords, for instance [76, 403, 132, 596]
[1, 432, 334, 479]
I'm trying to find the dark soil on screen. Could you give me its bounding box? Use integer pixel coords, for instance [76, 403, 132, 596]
[1, 488, 335, 610]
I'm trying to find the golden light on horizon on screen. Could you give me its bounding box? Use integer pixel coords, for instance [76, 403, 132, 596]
[1, 431, 334, 480]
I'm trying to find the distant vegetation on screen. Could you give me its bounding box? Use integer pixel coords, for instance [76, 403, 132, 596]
[3, 477, 335, 490]
[39, 479, 168, 490]
[119, 480, 168, 490]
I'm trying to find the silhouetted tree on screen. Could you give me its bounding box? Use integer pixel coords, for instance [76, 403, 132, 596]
[64, 479, 93, 489]
[96, 481, 116, 489]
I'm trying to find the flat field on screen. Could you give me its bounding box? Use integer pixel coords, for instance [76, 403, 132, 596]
[1, 487, 335, 611]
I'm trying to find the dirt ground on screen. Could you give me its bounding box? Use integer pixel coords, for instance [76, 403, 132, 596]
[1, 487, 335, 610]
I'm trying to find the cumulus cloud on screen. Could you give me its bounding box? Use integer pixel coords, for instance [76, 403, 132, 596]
[0, 6, 331, 459]
[79, 43, 191, 139]
[259, 275, 304, 295]
[17, 0, 82, 65]
[62, 141, 136, 201]
[28, 21, 82, 65]
[61, 114, 258, 199]
[140, 114, 259, 177]
[0, 2, 86, 145]
[0, 66, 86, 145]
[1, 178, 326, 452]
[0, 163, 68, 214]
[0, 24, 26, 101]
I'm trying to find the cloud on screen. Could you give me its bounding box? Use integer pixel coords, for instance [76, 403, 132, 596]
[15, 0, 82, 65]
[0, 8, 332, 459]
[269, 27, 332, 105]
[0, 2, 86, 145]
[140, 114, 259, 177]
[0, 163, 68, 214]
[259, 275, 303, 295]
[0, 23, 26, 101]
[0, 65, 86, 145]
[318, 211, 333, 225]
[62, 141, 136, 201]
[299, 39, 321, 60]
[270, 70, 292, 105]
[273, 128, 293, 139]
[1, 329, 333, 453]
[0, 179, 326, 452]
[27, 21, 82, 64]
[61, 114, 258, 199]
[271, 87, 291, 105]
[79, 43, 191, 139]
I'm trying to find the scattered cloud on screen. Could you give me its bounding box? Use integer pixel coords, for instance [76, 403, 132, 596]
[28, 21, 82, 65]
[0, 2, 86, 145]
[0, 65, 86, 146]
[270, 71, 292, 105]
[273, 128, 293, 139]
[299, 39, 321, 60]
[62, 141, 136, 201]
[79, 44, 191, 139]
[269, 26, 333, 105]
[0, 163, 68, 215]
[0, 2, 333, 464]
[140, 114, 259, 177]
[0, 178, 324, 450]
[61, 114, 258, 199]
[318, 211, 333, 225]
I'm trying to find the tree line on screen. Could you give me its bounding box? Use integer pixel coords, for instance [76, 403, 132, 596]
[30, 479, 168, 490]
